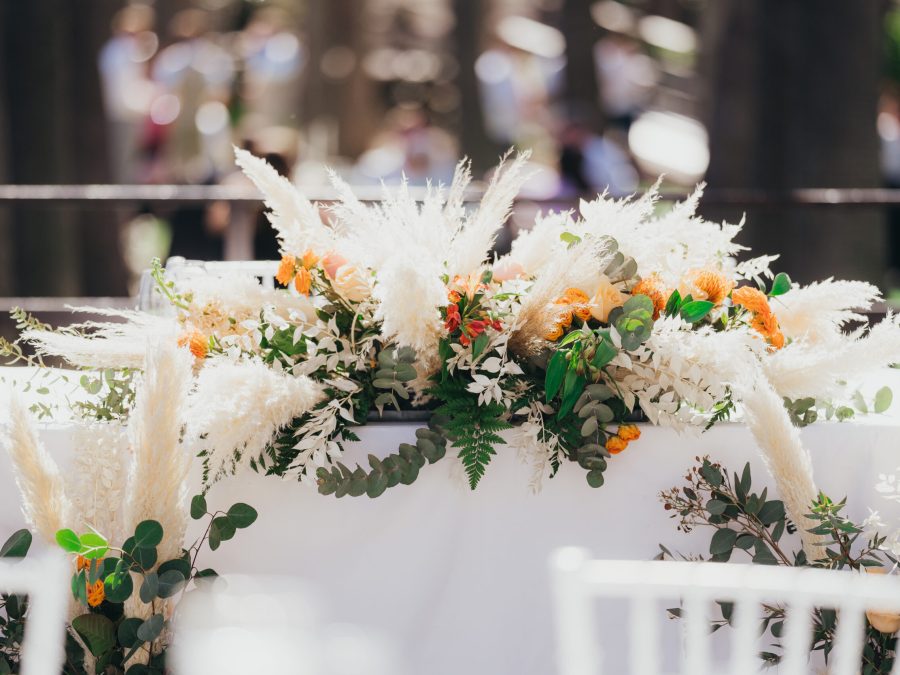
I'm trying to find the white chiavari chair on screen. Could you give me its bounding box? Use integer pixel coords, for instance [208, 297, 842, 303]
[551, 548, 900, 675]
[0, 554, 69, 675]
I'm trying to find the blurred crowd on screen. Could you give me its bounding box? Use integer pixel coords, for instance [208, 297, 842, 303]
[95, 0, 715, 274]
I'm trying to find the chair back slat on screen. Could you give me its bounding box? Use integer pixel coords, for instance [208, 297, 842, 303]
[830, 601, 867, 675]
[551, 552, 900, 675]
[729, 596, 760, 675]
[779, 600, 814, 675]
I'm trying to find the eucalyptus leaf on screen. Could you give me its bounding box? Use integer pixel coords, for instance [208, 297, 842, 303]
[190, 495, 207, 520]
[133, 520, 163, 549]
[136, 614, 164, 643]
[710, 528, 737, 556]
[140, 572, 159, 604]
[875, 386, 893, 414]
[0, 530, 32, 558]
[226, 503, 258, 529]
[56, 528, 81, 554]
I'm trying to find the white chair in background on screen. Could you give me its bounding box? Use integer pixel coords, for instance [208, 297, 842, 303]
[551, 548, 900, 675]
[0, 554, 69, 675]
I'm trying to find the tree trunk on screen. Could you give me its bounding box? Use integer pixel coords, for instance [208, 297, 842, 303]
[701, 0, 886, 286]
[561, 0, 603, 130]
[0, 0, 127, 297]
[452, 0, 499, 172]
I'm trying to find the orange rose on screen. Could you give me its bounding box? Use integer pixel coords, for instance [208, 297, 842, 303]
[544, 323, 564, 341]
[300, 249, 319, 269]
[275, 254, 296, 286]
[294, 267, 312, 295]
[617, 425, 641, 442]
[606, 436, 628, 455]
[87, 579, 105, 607]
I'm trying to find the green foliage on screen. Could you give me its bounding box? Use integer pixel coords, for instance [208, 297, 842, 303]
[609, 295, 655, 350]
[316, 418, 448, 497]
[0, 531, 30, 559]
[371, 347, 418, 412]
[432, 378, 510, 489]
[768, 272, 792, 297]
[545, 326, 618, 418]
[149, 257, 190, 310]
[661, 457, 898, 672]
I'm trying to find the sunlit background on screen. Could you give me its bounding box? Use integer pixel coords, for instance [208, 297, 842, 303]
[0, 0, 897, 301]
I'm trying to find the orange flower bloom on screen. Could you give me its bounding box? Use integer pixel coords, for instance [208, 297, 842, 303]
[632, 274, 669, 319]
[557, 288, 590, 305]
[447, 290, 462, 304]
[87, 579, 105, 607]
[681, 269, 735, 305]
[617, 424, 641, 442]
[178, 332, 208, 359]
[606, 435, 628, 455]
[76, 555, 91, 572]
[294, 267, 312, 295]
[731, 286, 770, 314]
[275, 254, 296, 286]
[544, 323, 564, 341]
[732, 285, 785, 349]
[300, 249, 319, 269]
[572, 304, 592, 321]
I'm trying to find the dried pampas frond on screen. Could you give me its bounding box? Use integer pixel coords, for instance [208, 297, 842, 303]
[234, 146, 331, 255]
[124, 342, 193, 563]
[772, 278, 881, 345]
[185, 358, 324, 482]
[735, 374, 822, 557]
[446, 150, 532, 277]
[498, 211, 575, 278]
[509, 237, 615, 357]
[66, 422, 131, 546]
[22, 308, 175, 370]
[763, 313, 900, 400]
[0, 390, 72, 542]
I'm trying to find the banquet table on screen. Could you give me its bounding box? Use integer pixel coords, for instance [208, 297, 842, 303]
[3, 367, 900, 674]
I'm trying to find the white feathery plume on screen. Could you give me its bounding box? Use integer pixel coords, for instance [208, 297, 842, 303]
[763, 313, 900, 400]
[445, 150, 532, 277]
[0, 390, 72, 542]
[184, 358, 324, 481]
[23, 310, 175, 370]
[509, 237, 615, 357]
[66, 422, 131, 546]
[734, 373, 822, 557]
[234, 146, 331, 255]
[498, 210, 575, 277]
[771, 278, 881, 345]
[124, 341, 193, 563]
[577, 184, 746, 286]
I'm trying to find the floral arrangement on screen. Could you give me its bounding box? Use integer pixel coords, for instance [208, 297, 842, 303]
[8, 148, 900, 561]
[661, 457, 900, 673]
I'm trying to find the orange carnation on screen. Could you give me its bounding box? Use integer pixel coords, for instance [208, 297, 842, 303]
[606, 435, 628, 455]
[617, 424, 641, 442]
[87, 579, 105, 607]
[300, 249, 319, 269]
[275, 254, 296, 286]
[632, 274, 669, 319]
[294, 267, 312, 295]
[178, 331, 208, 359]
[686, 269, 735, 305]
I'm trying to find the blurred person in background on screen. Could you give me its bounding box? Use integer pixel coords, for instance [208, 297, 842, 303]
[558, 116, 638, 197]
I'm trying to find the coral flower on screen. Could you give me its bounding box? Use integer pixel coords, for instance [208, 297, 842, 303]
[617, 424, 641, 442]
[465, 320, 487, 338]
[300, 249, 319, 269]
[275, 254, 296, 286]
[632, 274, 669, 319]
[447, 290, 462, 304]
[445, 304, 461, 332]
[87, 579, 105, 607]
[493, 258, 526, 282]
[178, 332, 208, 359]
[679, 269, 735, 305]
[294, 267, 312, 295]
[606, 436, 628, 455]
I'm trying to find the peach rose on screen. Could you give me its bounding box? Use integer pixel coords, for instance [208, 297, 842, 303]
[321, 251, 348, 279]
[493, 258, 526, 282]
[333, 265, 370, 302]
[589, 276, 626, 323]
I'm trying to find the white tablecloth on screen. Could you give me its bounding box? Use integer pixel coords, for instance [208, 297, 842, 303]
[3, 368, 900, 673]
